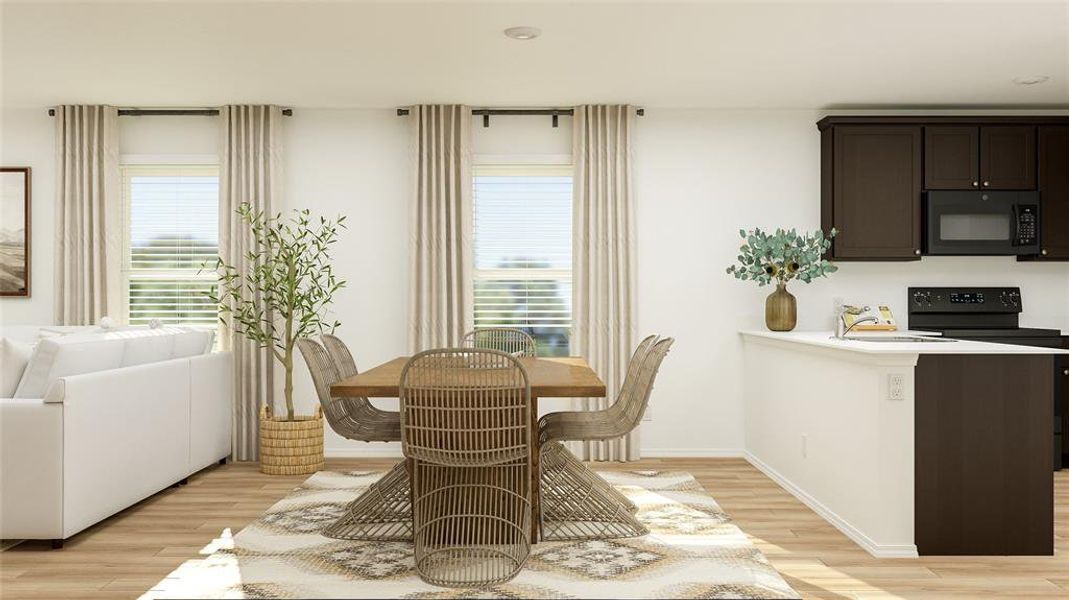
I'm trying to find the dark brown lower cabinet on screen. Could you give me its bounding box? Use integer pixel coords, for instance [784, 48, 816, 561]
[915, 354, 1053, 555]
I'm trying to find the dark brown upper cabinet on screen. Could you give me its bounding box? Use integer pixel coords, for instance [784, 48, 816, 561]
[822, 125, 923, 260]
[925, 126, 979, 189]
[924, 125, 1036, 190]
[980, 126, 1036, 190]
[1037, 126, 1069, 260]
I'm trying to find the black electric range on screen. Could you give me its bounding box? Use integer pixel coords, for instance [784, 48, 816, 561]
[908, 287, 1066, 470]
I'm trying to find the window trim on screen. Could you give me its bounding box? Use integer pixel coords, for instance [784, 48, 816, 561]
[119, 163, 220, 328]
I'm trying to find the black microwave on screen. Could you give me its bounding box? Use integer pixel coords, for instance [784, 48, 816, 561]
[924, 191, 1040, 256]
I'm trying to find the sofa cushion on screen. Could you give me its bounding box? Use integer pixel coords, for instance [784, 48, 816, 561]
[172, 329, 215, 358]
[14, 338, 126, 398]
[121, 333, 176, 367]
[12, 327, 214, 398]
[1, 339, 34, 397]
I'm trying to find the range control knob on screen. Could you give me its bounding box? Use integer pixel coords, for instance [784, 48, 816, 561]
[912, 291, 933, 306]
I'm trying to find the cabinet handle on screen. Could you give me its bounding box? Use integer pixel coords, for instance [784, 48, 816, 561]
[1064, 369, 1068, 376]
[1042, 249, 1048, 256]
[914, 249, 922, 255]
[971, 181, 979, 187]
[982, 181, 990, 187]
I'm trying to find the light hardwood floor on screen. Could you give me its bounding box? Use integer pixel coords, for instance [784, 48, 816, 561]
[1, 457, 1066, 599]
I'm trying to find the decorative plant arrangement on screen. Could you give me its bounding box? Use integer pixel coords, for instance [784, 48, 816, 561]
[210, 203, 347, 474]
[726, 227, 838, 331]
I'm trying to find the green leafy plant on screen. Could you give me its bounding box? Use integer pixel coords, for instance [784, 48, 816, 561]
[209, 204, 347, 421]
[726, 227, 838, 286]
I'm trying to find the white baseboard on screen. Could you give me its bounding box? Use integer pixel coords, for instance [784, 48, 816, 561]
[640, 448, 744, 458]
[744, 452, 918, 559]
[325, 447, 403, 458]
[324, 447, 744, 459]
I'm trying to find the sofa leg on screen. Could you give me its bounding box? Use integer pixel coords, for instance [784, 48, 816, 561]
[179, 477, 189, 485]
[219, 457, 227, 466]
[50, 539, 64, 550]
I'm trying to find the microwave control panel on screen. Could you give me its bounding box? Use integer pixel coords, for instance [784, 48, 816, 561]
[1016, 205, 1038, 246]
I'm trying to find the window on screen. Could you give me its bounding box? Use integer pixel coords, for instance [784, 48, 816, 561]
[121, 165, 220, 329]
[473, 164, 572, 356]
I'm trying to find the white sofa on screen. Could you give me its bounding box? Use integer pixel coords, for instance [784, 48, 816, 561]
[0, 327, 232, 547]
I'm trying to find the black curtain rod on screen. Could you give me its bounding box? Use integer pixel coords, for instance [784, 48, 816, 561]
[47, 108, 293, 117]
[396, 107, 645, 127]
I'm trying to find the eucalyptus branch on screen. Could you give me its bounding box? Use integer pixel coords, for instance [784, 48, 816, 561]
[726, 227, 838, 287]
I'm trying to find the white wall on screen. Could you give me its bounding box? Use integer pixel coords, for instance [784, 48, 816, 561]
[4, 107, 1068, 457]
[1, 109, 56, 325]
[0, 110, 218, 325]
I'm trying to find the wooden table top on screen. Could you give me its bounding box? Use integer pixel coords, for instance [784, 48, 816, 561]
[331, 356, 606, 398]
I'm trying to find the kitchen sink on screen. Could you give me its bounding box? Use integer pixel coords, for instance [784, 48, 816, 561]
[837, 336, 958, 343]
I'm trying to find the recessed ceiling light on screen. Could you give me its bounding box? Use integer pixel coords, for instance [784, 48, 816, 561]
[1013, 75, 1050, 85]
[504, 26, 541, 40]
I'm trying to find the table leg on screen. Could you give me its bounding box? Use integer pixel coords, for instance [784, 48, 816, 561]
[530, 396, 540, 543]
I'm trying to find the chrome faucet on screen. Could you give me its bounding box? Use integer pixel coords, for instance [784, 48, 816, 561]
[835, 305, 879, 339]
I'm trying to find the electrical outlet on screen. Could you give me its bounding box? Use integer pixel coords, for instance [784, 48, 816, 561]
[832, 296, 844, 315]
[888, 374, 905, 400]
[801, 434, 808, 458]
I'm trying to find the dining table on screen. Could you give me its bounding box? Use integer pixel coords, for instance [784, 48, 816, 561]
[330, 355, 607, 542]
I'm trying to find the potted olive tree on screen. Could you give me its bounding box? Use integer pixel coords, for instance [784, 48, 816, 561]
[211, 204, 347, 475]
[726, 227, 837, 331]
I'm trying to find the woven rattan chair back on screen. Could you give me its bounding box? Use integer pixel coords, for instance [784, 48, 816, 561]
[400, 348, 531, 466]
[462, 328, 538, 357]
[616, 337, 674, 432]
[296, 337, 343, 410]
[399, 348, 532, 588]
[321, 334, 360, 379]
[296, 338, 401, 443]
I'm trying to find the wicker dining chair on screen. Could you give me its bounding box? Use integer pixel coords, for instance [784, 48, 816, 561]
[296, 337, 411, 541]
[538, 336, 675, 541]
[400, 348, 532, 588]
[540, 334, 659, 517]
[462, 327, 538, 357]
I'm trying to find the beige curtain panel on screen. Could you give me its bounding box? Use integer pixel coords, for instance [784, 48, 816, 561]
[571, 104, 639, 462]
[53, 105, 121, 325]
[219, 105, 284, 461]
[408, 105, 473, 351]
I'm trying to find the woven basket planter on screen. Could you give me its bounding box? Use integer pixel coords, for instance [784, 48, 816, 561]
[259, 405, 324, 475]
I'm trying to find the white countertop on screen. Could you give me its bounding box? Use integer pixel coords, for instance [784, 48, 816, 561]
[740, 330, 1069, 355]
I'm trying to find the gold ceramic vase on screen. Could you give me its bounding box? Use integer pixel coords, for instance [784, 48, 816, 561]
[765, 282, 797, 331]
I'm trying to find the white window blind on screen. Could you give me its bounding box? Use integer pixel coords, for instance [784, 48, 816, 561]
[473, 164, 572, 356]
[121, 165, 220, 329]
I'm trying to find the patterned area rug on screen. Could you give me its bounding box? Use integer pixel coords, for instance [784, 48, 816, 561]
[142, 470, 798, 599]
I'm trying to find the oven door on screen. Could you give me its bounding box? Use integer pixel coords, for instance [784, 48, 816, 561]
[925, 191, 1040, 255]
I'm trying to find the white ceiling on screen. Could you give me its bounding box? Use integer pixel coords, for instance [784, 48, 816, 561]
[2, 0, 1067, 110]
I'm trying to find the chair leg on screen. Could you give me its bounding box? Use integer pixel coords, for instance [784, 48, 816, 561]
[50, 539, 64, 550]
[544, 442, 638, 513]
[538, 442, 647, 541]
[322, 461, 412, 541]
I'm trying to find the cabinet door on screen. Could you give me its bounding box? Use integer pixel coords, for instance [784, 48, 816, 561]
[925, 126, 979, 189]
[980, 125, 1036, 190]
[832, 126, 923, 259]
[1038, 126, 1069, 259]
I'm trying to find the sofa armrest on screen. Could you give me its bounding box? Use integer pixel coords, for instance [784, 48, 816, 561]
[189, 352, 233, 470]
[52, 359, 193, 538]
[0, 398, 64, 539]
